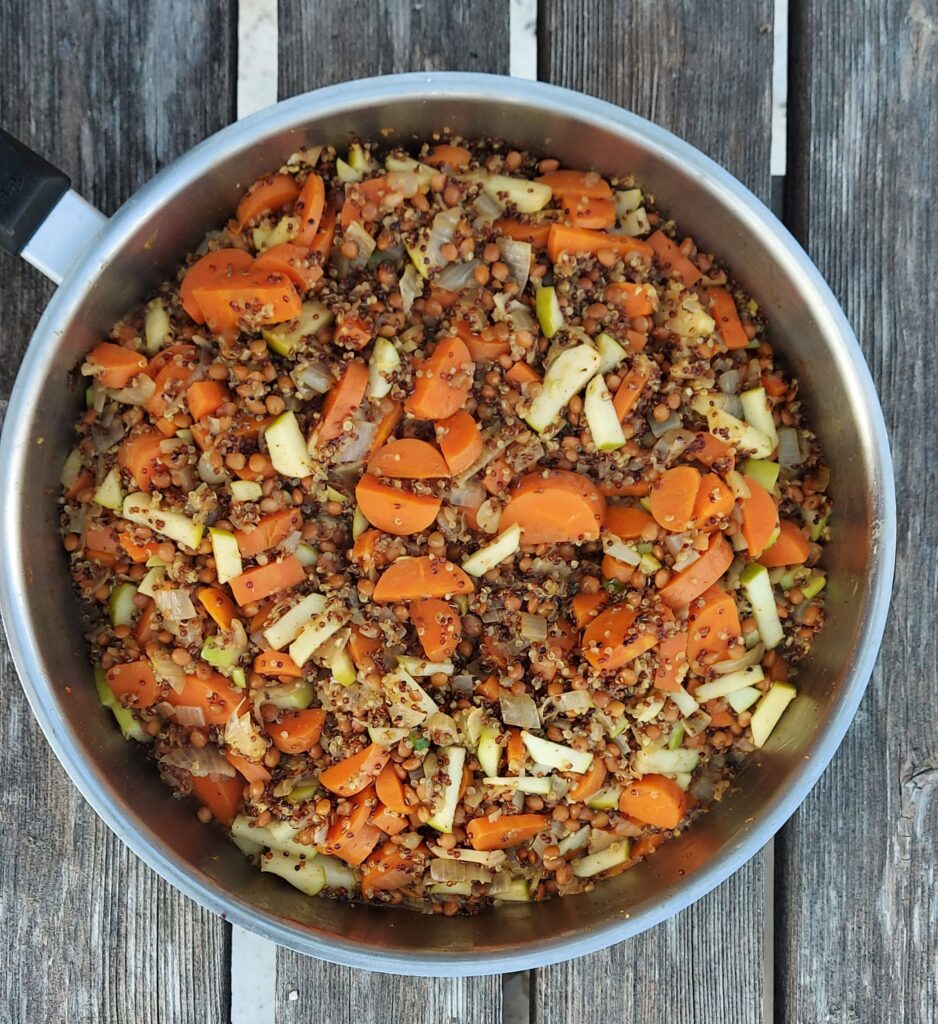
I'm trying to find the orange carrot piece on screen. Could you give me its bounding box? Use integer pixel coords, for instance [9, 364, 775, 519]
[604, 281, 657, 317]
[475, 675, 501, 702]
[690, 431, 736, 471]
[361, 841, 419, 896]
[348, 624, 382, 676]
[708, 287, 749, 349]
[500, 469, 607, 545]
[198, 586, 238, 630]
[692, 472, 735, 530]
[505, 361, 541, 386]
[649, 466, 702, 533]
[105, 660, 159, 707]
[180, 249, 253, 323]
[612, 361, 651, 421]
[375, 762, 410, 815]
[333, 316, 373, 351]
[319, 743, 390, 797]
[605, 504, 655, 540]
[506, 728, 526, 770]
[83, 523, 120, 565]
[253, 243, 321, 291]
[253, 650, 303, 679]
[165, 672, 244, 726]
[118, 428, 166, 492]
[652, 629, 690, 692]
[547, 224, 654, 264]
[134, 599, 158, 645]
[451, 319, 509, 362]
[535, 169, 612, 198]
[410, 597, 462, 661]
[317, 360, 368, 445]
[368, 399, 403, 457]
[582, 605, 657, 671]
[562, 194, 616, 230]
[236, 173, 300, 230]
[65, 469, 94, 500]
[436, 410, 483, 475]
[370, 803, 408, 836]
[192, 270, 302, 332]
[659, 533, 733, 610]
[424, 144, 472, 169]
[618, 774, 687, 829]
[494, 219, 552, 248]
[648, 229, 702, 286]
[761, 374, 789, 397]
[310, 204, 336, 262]
[626, 328, 648, 352]
[186, 380, 229, 421]
[631, 832, 670, 860]
[687, 586, 741, 669]
[740, 476, 780, 557]
[759, 518, 811, 567]
[571, 590, 609, 629]
[367, 438, 450, 479]
[266, 708, 327, 754]
[568, 758, 607, 804]
[225, 750, 272, 784]
[467, 813, 548, 851]
[372, 556, 474, 603]
[327, 818, 383, 867]
[85, 342, 147, 389]
[145, 359, 197, 418]
[228, 556, 305, 607]
[293, 172, 326, 246]
[234, 508, 303, 558]
[599, 478, 650, 499]
[355, 474, 442, 536]
[601, 553, 634, 584]
[189, 774, 242, 826]
[404, 335, 475, 421]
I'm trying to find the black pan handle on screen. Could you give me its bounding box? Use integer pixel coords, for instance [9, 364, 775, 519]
[0, 129, 71, 256]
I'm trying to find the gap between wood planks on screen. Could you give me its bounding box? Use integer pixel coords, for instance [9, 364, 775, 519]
[227, 1, 788, 1021]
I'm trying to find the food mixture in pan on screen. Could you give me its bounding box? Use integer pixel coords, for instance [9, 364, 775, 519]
[60, 138, 831, 911]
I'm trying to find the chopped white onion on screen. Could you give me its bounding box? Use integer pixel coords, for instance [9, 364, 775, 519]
[161, 745, 235, 777]
[426, 207, 461, 270]
[197, 451, 228, 485]
[649, 409, 683, 438]
[499, 693, 540, 730]
[171, 705, 205, 727]
[777, 426, 802, 468]
[332, 418, 378, 464]
[540, 690, 594, 719]
[399, 264, 423, 315]
[151, 654, 187, 694]
[712, 641, 764, 675]
[292, 361, 333, 394]
[436, 259, 481, 293]
[429, 859, 493, 884]
[496, 237, 531, 294]
[602, 535, 642, 565]
[718, 369, 742, 394]
[154, 588, 197, 621]
[519, 613, 548, 642]
[112, 374, 156, 406]
[673, 545, 702, 573]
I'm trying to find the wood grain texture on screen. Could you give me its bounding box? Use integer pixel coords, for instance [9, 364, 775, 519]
[535, 3, 774, 1022]
[0, 2, 237, 1022]
[278, 0, 512, 98]
[777, 2, 938, 1021]
[274, 4, 508, 1017]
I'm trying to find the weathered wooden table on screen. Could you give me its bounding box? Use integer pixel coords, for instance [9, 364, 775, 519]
[1, 2, 933, 1021]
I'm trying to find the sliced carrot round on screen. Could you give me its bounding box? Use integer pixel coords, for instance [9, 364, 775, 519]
[317, 360, 368, 445]
[190, 774, 242, 826]
[759, 518, 811, 567]
[618, 774, 687, 830]
[604, 504, 655, 540]
[436, 410, 483, 475]
[106, 660, 159, 707]
[85, 342, 148, 389]
[253, 243, 320, 291]
[535, 169, 612, 198]
[355, 474, 442, 536]
[319, 743, 389, 797]
[581, 605, 658, 672]
[424, 144, 472, 169]
[649, 465, 702, 532]
[293, 172, 326, 246]
[234, 507, 303, 558]
[404, 335, 474, 421]
[236, 173, 300, 230]
[266, 708, 326, 754]
[192, 270, 301, 332]
[467, 813, 548, 851]
[180, 248, 253, 323]
[372, 556, 474, 603]
[568, 758, 607, 804]
[740, 476, 780, 557]
[410, 597, 462, 661]
[118, 428, 166, 492]
[367, 439, 450, 479]
[451, 319, 509, 362]
[659, 533, 733, 610]
[375, 763, 409, 815]
[500, 470, 607, 545]
[686, 587, 741, 669]
[562, 194, 616, 230]
[692, 472, 735, 530]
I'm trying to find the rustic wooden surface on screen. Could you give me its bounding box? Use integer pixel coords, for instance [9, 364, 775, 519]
[776, 1, 938, 1022]
[0, 3, 236, 1022]
[1, 1, 934, 1022]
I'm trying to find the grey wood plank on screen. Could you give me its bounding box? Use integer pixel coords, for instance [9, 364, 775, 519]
[274, 3, 508, 1017]
[776, 3, 938, 1021]
[278, 0, 512, 96]
[534, 3, 774, 1022]
[0, 2, 237, 1021]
